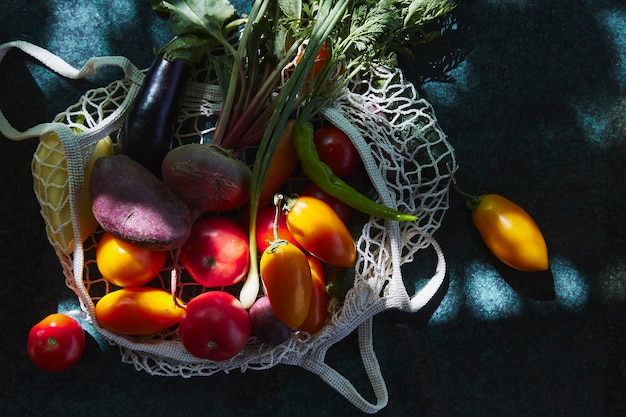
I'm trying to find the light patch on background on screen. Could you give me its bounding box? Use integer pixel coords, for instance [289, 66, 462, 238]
[58, 297, 109, 351]
[27, 2, 105, 96]
[481, 0, 530, 10]
[570, 9, 626, 148]
[598, 261, 626, 302]
[45, 2, 108, 61]
[31, 2, 140, 101]
[570, 100, 613, 146]
[595, 9, 626, 89]
[464, 260, 524, 320]
[552, 257, 590, 311]
[421, 61, 472, 107]
[430, 275, 462, 323]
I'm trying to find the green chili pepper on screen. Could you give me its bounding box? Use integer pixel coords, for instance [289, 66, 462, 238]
[292, 117, 418, 222]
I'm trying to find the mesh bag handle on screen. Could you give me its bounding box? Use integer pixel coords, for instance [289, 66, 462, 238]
[0, 40, 144, 263]
[289, 235, 446, 414]
[0, 41, 143, 141]
[1, 41, 455, 414]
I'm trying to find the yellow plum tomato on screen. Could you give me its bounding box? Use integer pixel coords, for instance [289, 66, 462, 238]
[95, 287, 185, 335]
[285, 195, 356, 267]
[471, 194, 549, 272]
[260, 240, 312, 329]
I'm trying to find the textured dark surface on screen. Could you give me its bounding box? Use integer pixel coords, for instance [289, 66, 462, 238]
[1, 1, 625, 416]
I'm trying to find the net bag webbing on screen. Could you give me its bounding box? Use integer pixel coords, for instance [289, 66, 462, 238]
[0, 41, 456, 414]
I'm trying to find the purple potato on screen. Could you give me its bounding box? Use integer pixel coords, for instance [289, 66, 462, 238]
[90, 154, 193, 250]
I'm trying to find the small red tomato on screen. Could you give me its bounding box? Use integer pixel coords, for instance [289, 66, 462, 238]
[255, 205, 301, 254]
[311, 44, 330, 78]
[295, 42, 332, 88]
[179, 291, 252, 361]
[180, 216, 250, 287]
[96, 232, 168, 287]
[313, 126, 360, 178]
[27, 313, 86, 372]
[260, 241, 312, 329]
[285, 195, 356, 267]
[299, 183, 353, 224]
[299, 257, 329, 335]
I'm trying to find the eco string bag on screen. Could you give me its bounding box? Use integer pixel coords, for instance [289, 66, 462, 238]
[0, 41, 456, 414]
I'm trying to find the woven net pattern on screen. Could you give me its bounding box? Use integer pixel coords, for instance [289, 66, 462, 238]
[31, 61, 456, 377]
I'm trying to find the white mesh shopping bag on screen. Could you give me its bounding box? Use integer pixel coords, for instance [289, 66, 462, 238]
[0, 40, 456, 414]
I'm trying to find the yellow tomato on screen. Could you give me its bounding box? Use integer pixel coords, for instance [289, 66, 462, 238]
[471, 194, 549, 272]
[284, 195, 356, 267]
[260, 241, 312, 329]
[95, 287, 184, 336]
[96, 232, 168, 287]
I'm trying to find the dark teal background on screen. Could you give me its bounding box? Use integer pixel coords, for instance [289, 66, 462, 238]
[1, 1, 625, 416]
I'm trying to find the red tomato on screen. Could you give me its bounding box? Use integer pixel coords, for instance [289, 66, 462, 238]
[299, 257, 329, 335]
[260, 241, 312, 329]
[285, 195, 356, 267]
[179, 291, 251, 361]
[96, 232, 168, 287]
[313, 126, 360, 178]
[296, 43, 331, 87]
[95, 287, 185, 335]
[255, 205, 301, 254]
[311, 44, 330, 80]
[299, 183, 353, 224]
[27, 313, 85, 372]
[180, 216, 250, 287]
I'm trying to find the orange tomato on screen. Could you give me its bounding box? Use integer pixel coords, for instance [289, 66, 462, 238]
[95, 287, 185, 335]
[295, 42, 331, 87]
[96, 232, 168, 287]
[299, 257, 329, 335]
[258, 119, 299, 208]
[260, 241, 312, 329]
[471, 194, 549, 272]
[285, 195, 356, 267]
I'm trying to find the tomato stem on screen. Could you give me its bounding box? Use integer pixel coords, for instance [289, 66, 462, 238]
[446, 163, 482, 209]
[272, 194, 284, 242]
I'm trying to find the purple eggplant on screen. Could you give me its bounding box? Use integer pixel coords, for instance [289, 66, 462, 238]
[118, 56, 192, 177]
